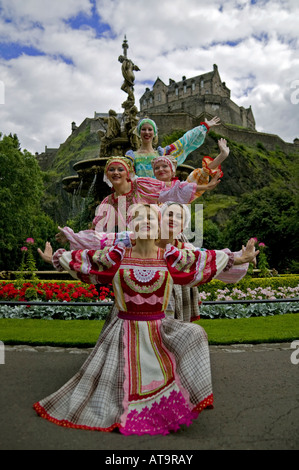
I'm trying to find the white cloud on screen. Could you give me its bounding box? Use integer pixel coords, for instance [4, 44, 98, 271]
[0, 0, 298, 154]
[0, 0, 92, 24]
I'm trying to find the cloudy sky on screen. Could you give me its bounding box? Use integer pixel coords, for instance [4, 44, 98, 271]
[0, 0, 298, 154]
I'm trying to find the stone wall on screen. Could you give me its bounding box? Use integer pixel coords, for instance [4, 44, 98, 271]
[140, 111, 298, 154]
[142, 112, 197, 137]
[217, 122, 299, 153]
[35, 147, 58, 171]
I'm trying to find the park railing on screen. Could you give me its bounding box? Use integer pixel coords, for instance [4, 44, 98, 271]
[0, 298, 298, 307]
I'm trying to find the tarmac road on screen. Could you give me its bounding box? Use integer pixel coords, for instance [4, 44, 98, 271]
[0, 342, 298, 451]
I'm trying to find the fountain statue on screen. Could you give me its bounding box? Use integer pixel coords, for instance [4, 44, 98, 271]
[62, 37, 141, 205]
[118, 35, 140, 150]
[96, 109, 121, 158]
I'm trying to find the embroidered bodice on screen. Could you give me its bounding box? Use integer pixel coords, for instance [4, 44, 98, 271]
[55, 244, 230, 317]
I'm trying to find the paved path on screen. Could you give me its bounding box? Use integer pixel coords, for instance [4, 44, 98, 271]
[0, 343, 298, 451]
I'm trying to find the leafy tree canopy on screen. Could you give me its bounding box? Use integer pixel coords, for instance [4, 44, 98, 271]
[0, 133, 57, 270]
[222, 183, 299, 271]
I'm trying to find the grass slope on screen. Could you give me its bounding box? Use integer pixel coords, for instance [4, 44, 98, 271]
[1, 314, 298, 347]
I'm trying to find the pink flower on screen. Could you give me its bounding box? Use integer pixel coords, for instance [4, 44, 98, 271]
[258, 242, 266, 247]
[21, 246, 28, 251]
[250, 237, 258, 243]
[26, 238, 35, 244]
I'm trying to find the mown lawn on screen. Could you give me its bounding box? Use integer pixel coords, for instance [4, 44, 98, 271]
[0, 313, 298, 347]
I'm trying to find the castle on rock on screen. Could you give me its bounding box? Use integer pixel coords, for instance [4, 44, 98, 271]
[139, 64, 255, 131]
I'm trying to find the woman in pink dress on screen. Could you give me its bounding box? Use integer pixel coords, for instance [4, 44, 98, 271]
[92, 155, 221, 232]
[151, 137, 229, 199]
[34, 204, 258, 435]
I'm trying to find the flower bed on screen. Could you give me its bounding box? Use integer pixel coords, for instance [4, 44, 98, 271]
[197, 275, 299, 318]
[197, 275, 299, 300]
[198, 285, 299, 302]
[199, 301, 299, 319]
[0, 281, 114, 320]
[0, 278, 298, 320]
[0, 303, 111, 320]
[0, 281, 114, 303]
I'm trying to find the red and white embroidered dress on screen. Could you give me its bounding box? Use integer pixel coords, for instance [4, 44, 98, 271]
[34, 243, 230, 435]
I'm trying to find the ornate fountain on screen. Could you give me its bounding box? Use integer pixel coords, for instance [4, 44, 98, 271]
[62, 37, 194, 210]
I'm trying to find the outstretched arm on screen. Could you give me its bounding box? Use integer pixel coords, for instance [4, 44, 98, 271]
[162, 116, 221, 166]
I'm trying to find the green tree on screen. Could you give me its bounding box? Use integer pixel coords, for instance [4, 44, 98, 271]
[0, 133, 57, 270]
[222, 184, 299, 272]
[161, 129, 185, 147]
[202, 219, 225, 250]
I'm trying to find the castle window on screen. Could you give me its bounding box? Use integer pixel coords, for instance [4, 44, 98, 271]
[157, 93, 161, 102]
[175, 87, 179, 96]
[150, 96, 153, 103]
[183, 84, 187, 93]
[192, 82, 195, 91]
[200, 80, 204, 88]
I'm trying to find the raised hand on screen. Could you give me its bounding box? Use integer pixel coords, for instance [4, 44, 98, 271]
[37, 241, 53, 264]
[218, 138, 230, 158]
[205, 116, 221, 128]
[236, 238, 260, 265]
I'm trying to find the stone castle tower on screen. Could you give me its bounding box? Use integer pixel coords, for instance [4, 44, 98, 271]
[139, 64, 255, 131]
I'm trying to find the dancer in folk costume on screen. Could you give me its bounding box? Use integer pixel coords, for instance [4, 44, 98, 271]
[54, 146, 223, 249]
[158, 202, 253, 321]
[149, 139, 229, 322]
[90, 155, 220, 232]
[35, 204, 258, 435]
[151, 137, 229, 199]
[125, 116, 221, 178]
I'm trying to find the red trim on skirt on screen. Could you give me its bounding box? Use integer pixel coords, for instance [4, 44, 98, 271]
[33, 393, 213, 433]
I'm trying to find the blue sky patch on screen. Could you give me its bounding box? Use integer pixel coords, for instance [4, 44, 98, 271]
[0, 42, 74, 65]
[64, 1, 111, 38]
[0, 43, 46, 60]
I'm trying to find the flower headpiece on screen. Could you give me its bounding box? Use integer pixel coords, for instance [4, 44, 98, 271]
[103, 156, 135, 187]
[151, 155, 177, 174]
